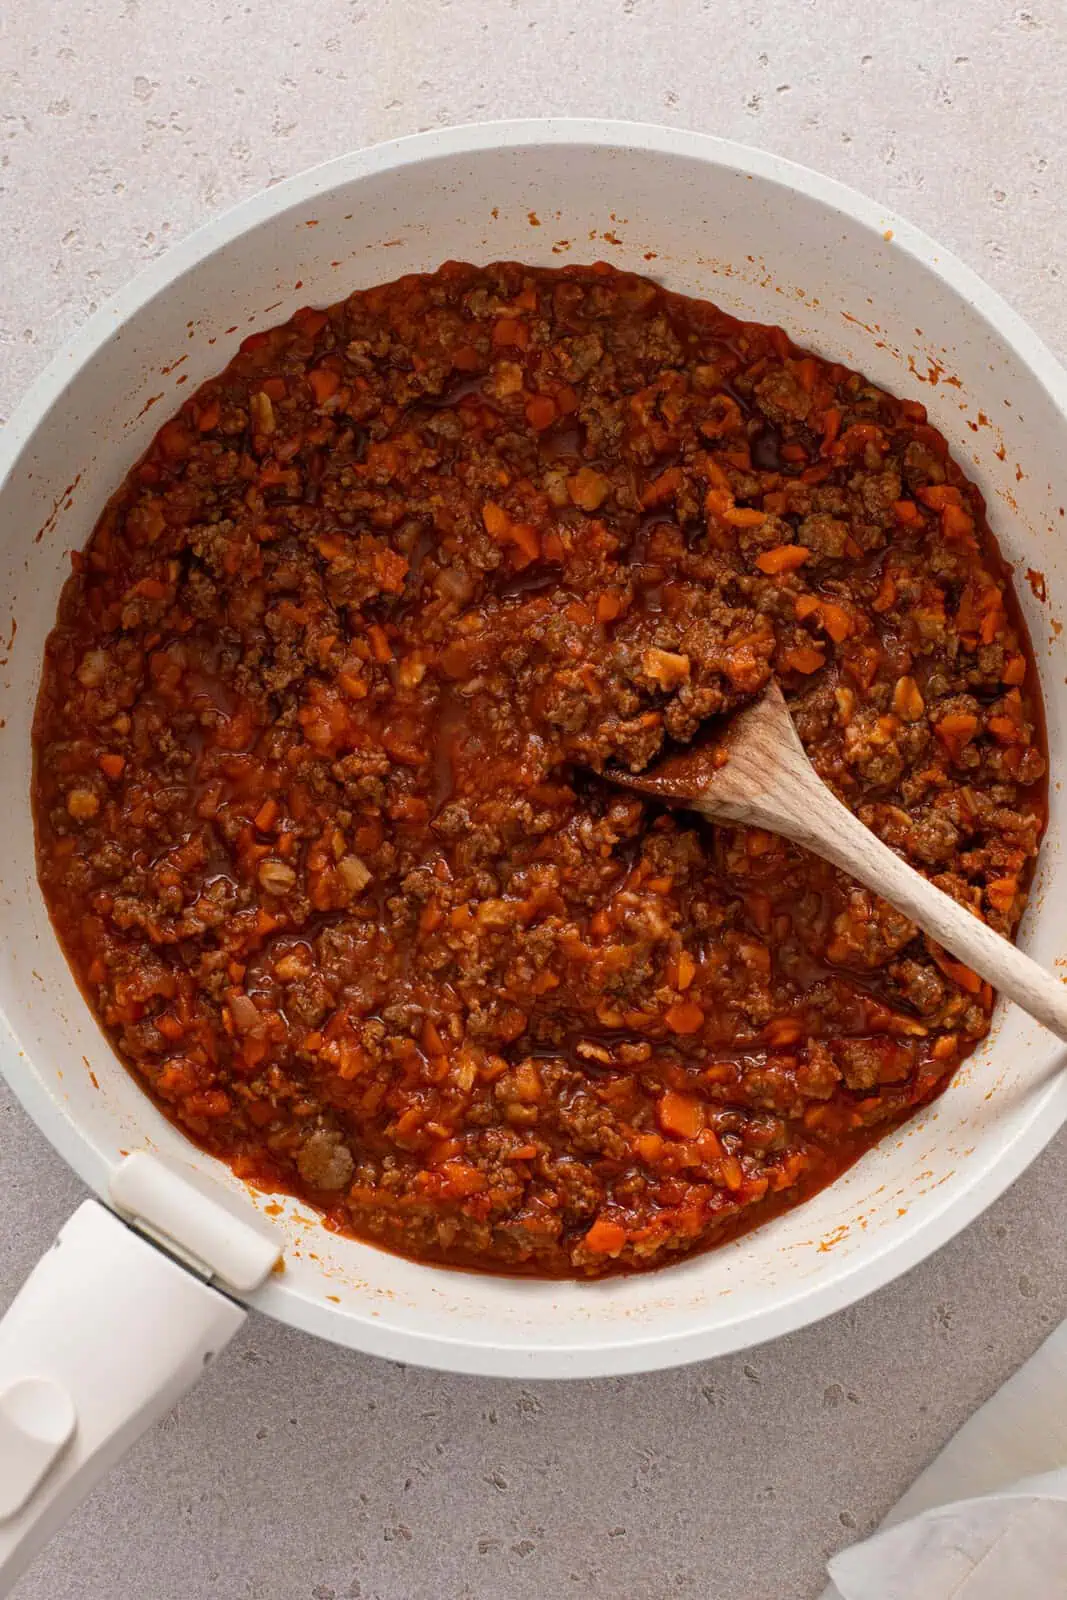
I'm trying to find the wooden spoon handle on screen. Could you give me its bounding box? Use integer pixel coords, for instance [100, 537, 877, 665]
[768, 777, 1067, 1042]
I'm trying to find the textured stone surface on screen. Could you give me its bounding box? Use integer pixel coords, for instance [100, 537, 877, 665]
[2, 3, 1066, 1596]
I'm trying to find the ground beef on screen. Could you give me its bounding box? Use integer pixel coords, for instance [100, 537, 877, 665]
[32, 261, 1046, 1278]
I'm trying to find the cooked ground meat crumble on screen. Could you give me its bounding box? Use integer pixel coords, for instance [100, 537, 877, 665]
[32, 261, 1046, 1276]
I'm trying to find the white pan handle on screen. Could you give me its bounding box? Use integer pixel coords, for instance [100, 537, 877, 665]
[0, 1156, 281, 1596]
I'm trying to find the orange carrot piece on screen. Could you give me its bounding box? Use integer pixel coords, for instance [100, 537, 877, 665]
[584, 1218, 628, 1255]
[916, 483, 962, 510]
[367, 623, 393, 663]
[524, 393, 557, 430]
[308, 366, 340, 404]
[491, 318, 529, 349]
[892, 498, 924, 527]
[657, 1091, 706, 1138]
[756, 545, 811, 575]
[665, 1001, 705, 1035]
[676, 950, 696, 990]
[935, 712, 979, 756]
[985, 877, 1018, 913]
[764, 1017, 803, 1046]
[780, 644, 825, 674]
[817, 601, 854, 643]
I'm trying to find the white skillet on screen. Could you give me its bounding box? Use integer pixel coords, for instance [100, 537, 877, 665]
[1, 121, 1067, 1591]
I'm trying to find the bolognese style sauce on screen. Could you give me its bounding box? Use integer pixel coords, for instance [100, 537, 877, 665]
[33, 262, 1046, 1275]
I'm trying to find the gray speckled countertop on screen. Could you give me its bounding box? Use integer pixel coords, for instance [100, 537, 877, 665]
[3, 4, 1067, 1597]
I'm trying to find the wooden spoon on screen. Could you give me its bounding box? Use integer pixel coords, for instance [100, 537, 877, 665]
[611, 681, 1067, 1041]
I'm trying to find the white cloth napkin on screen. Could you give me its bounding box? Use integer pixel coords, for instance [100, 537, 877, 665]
[821, 1317, 1067, 1598]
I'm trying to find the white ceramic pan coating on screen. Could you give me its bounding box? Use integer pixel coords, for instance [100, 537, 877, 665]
[1, 120, 1067, 1587]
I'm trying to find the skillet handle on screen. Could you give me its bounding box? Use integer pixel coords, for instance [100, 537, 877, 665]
[0, 1201, 245, 1596]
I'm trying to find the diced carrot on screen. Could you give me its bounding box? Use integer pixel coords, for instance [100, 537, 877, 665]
[507, 522, 541, 567]
[524, 393, 557, 430]
[665, 1000, 705, 1035]
[133, 577, 168, 599]
[584, 1218, 627, 1255]
[657, 1091, 706, 1138]
[721, 505, 765, 530]
[196, 401, 220, 432]
[756, 544, 811, 575]
[942, 503, 976, 542]
[254, 798, 278, 832]
[892, 499, 924, 527]
[764, 1017, 803, 1046]
[98, 752, 125, 780]
[933, 951, 982, 994]
[794, 357, 819, 393]
[817, 601, 853, 643]
[261, 376, 287, 401]
[482, 500, 510, 537]
[717, 1155, 744, 1192]
[795, 595, 820, 621]
[780, 644, 825, 674]
[833, 423, 885, 456]
[491, 318, 529, 348]
[1002, 654, 1027, 686]
[979, 607, 1003, 646]
[482, 500, 541, 567]
[308, 366, 340, 404]
[676, 950, 696, 990]
[640, 466, 683, 508]
[634, 1132, 665, 1166]
[439, 1161, 488, 1197]
[987, 714, 1021, 744]
[872, 569, 897, 613]
[367, 623, 393, 663]
[819, 407, 842, 451]
[916, 483, 962, 510]
[985, 877, 1018, 913]
[422, 1018, 447, 1056]
[935, 711, 979, 756]
[596, 587, 627, 623]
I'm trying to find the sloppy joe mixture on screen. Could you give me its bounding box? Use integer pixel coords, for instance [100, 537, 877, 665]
[33, 262, 1046, 1275]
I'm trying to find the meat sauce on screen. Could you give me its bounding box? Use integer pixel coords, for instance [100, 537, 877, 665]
[32, 261, 1046, 1276]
